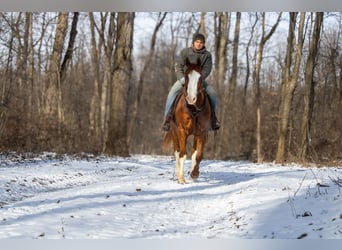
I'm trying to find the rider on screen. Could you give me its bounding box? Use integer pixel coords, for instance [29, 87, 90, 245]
[162, 33, 220, 131]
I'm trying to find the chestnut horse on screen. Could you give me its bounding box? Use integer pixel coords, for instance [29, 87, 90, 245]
[163, 58, 211, 184]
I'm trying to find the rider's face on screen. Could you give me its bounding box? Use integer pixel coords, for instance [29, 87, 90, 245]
[193, 40, 204, 51]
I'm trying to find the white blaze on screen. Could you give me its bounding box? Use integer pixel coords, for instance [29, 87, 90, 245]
[186, 71, 201, 105]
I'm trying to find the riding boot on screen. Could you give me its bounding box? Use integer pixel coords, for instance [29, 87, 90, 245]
[162, 113, 173, 132]
[211, 112, 220, 131]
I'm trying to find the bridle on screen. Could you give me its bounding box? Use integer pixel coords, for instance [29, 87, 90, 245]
[183, 73, 207, 115]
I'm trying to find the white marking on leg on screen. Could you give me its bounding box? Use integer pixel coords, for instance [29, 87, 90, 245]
[191, 150, 198, 174]
[178, 154, 186, 184]
[175, 151, 180, 180]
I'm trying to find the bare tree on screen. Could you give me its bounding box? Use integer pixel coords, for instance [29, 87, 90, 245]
[60, 12, 79, 81]
[213, 12, 230, 157]
[216, 12, 240, 159]
[105, 12, 135, 156]
[213, 12, 230, 93]
[130, 12, 167, 141]
[101, 12, 117, 151]
[44, 12, 69, 128]
[276, 12, 306, 163]
[200, 12, 207, 37]
[88, 12, 116, 151]
[88, 12, 103, 139]
[299, 12, 323, 162]
[253, 12, 282, 162]
[243, 13, 259, 101]
[228, 12, 241, 103]
[0, 13, 16, 139]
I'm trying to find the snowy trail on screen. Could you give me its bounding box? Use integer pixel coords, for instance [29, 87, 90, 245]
[0, 154, 341, 239]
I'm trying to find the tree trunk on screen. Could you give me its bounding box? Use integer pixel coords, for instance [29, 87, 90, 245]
[276, 12, 306, 164]
[129, 12, 167, 147]
[88, 12, 102, 139]
[214, 12, 230, 94]
[213, 12, 230, 158]
[26, 12, 34, 149]
[299, 12, 323, 162]
[44, 12, 69, 127]
[228, 12, 241, 103]
[217, 12, 240, 159]
[244, 13, 258, 101]
[0, 15, 15, 138]
[200, 12, 207, 37]
[60, 12, 79, 81]
[101, 12, 116, 152]
[105, 12, 134, 156]
[253, 12, 282, 163]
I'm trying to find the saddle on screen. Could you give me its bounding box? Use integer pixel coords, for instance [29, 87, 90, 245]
[163, 90, 219, 132]
[170, 90, 212, 120]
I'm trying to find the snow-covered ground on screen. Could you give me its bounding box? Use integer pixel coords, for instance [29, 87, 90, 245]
[0, 153, 341, 239]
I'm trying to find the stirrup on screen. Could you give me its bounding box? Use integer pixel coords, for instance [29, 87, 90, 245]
[162, 114, 172, 132]
[162, 122, 170, 132]
[212, 120, 220, 130]
[211, 113, 220, 131]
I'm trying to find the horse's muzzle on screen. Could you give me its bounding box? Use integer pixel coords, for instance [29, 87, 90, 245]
[186, 95, 197, 105]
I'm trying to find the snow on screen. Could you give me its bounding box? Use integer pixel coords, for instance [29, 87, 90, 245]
[0, 153, 341, 239]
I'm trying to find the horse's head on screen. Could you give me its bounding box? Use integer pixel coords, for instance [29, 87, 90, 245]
[184, 58, 203, 106]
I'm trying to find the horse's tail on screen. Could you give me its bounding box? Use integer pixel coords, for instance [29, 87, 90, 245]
[162, 131, 173, 149]
[162, 121, 177, 151]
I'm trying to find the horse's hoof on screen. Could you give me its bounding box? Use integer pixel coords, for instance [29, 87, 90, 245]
[190, 172, 199, 179]
[178, 178, 186, 184]
[189, 176, 199, 182]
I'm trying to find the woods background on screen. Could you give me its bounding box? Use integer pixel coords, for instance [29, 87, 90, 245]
[0, 12, 341, 164]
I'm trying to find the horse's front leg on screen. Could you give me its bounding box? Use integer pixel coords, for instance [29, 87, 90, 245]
[175, 129, 187, 184]
[190, 133, 207, 180]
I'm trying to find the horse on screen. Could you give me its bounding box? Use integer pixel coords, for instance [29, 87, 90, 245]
[163, 58, 211, 184]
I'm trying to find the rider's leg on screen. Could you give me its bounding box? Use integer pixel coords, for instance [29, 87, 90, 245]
[204, 82, 220, 131]
[162, 79, 183, 131]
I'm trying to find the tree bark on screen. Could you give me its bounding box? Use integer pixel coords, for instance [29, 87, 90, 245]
[276, 12, 306, 164]
[105, 12, 135, 156]
[213, 12, 230, 158]
[228, 12, 241, 103]
[253, 12, 282, 163]
[299, 12, 323, 162]
[88, 12, 102, 139]
[101, 12, 116, 152]
[214, 12, 230, 94]
[129, 12, 167, 146]
[244, 13, 258, 101]
[60, 12, 79, 81]
[44, 12, 69, 126]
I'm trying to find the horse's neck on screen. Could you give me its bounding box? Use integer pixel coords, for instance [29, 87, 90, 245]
[195, 90, 206, 106]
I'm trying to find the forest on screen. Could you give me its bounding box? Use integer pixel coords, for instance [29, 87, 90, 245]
[0, 12, 341, 165]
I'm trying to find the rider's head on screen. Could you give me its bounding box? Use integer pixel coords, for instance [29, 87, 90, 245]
[192, 33, 205, 43]
[192, 33, 205, 51]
